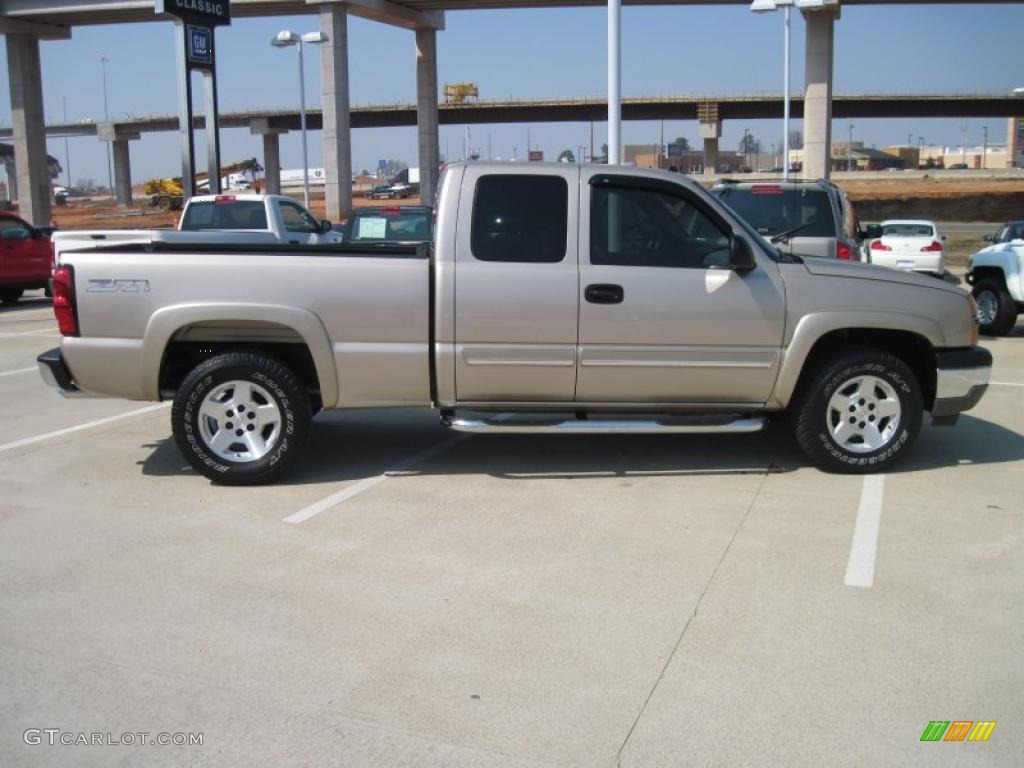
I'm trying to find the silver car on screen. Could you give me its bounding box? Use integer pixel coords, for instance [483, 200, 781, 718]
[711, 179, 863, 261]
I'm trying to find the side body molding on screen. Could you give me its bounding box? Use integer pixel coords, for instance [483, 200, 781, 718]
[771, 311, 946, 408]
[141, 303, 340, 407]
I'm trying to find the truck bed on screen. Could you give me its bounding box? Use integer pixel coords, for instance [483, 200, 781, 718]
[60, 242, 432, 408]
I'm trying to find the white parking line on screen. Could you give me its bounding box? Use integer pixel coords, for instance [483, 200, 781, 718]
[0, 403, 169, 456]
[990, 381, 1024, 387]
[283, 435, 468, 525]
[844, 474, 885, 588]
[0, 366, 36, 378]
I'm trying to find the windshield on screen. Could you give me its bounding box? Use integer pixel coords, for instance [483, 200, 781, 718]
[347, 211, 431, 242]
[713, 186, 836, 239]
[881, 223, 934, 238]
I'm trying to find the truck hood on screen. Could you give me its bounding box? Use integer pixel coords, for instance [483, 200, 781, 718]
[800, 256, 963, 294]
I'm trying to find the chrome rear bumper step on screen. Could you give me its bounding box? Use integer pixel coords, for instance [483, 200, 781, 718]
[447, 413, 766, 435]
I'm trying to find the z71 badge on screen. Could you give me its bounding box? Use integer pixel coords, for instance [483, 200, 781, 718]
[87, 279, 150, 293]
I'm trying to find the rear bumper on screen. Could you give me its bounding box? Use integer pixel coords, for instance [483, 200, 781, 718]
[37, 347, 92, 398]
[931, 346, 992, 422]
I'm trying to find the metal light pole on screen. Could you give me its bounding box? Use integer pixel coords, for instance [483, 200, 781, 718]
[99, 56, 113, 196]
[848, 120, 854, 171]
[272, 30, 329, 208]
[751, 1, 793, 180]
[608, 0, 621, 165]
[63, 96, 71, 189]
[982, 125, 988, 169]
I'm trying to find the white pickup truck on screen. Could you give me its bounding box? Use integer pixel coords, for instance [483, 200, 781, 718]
[39, 163, 990, 484]
[966, 239, 1024, 336]
[51, 194, 341, 267]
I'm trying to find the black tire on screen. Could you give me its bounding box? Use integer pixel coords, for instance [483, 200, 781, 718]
[793, 348, 922, 474]
[0, 287, 24, 303]
[972, 280, 1017, 336]
[172, 352, 311, 485]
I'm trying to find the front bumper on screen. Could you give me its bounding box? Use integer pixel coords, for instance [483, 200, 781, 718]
[37, 347, 90, 398]
[931, 346, 992, 423]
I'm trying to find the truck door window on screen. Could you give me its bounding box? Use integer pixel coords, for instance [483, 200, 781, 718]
[279, 201, 320, 233]
[470, 175, 568, 263]
[591, 186, 730, 269]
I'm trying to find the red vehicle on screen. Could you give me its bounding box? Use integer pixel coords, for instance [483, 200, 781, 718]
[0, 211, 52, 303]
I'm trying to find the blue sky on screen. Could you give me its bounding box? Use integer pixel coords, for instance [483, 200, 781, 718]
[1, 2, 1021, 186]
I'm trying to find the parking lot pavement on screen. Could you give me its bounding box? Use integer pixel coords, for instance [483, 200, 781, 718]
[2, 304, 1022, 767]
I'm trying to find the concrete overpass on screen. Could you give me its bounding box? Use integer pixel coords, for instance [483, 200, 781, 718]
[3, 0, 1021, 224]
[5, 92, 1022, 197]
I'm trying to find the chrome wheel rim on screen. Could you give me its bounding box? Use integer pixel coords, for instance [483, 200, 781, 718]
[975, 290, 997, 326]
[197, 380, 282, 462]
[827, 374, 901, 454]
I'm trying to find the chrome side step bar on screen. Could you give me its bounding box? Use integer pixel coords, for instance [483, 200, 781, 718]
[446, 412, 766, 435]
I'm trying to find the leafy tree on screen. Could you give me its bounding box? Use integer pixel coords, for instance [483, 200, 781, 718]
[557, 149, 575, 163]
[738, 132, 762, 157]
[668, 136, 690, 152]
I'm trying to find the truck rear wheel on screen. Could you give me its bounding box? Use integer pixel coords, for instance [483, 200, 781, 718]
[972, 280, 1017, 336]
[0, 287, 24, 303]
[793, 349, 922, 473]
[172, 352, 311, 485]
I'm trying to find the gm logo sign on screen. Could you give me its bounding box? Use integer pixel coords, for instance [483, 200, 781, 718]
[187, 25, 212, 66]
[920, 721, 997, 742]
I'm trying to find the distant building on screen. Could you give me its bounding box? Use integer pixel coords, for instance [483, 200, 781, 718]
[623, 144, 746, 174]
[919, 144, 1008, 169]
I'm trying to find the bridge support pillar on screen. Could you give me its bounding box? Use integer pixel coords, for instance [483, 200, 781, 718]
[320, 3, 353, 221]
[416, 28, 440, 206]
[98, 124, 140, 207]
[250, 119, 287, 195]
[6, 34, 51, 226]
[802, 7, 836, 180]
[699, 119, 721, 177]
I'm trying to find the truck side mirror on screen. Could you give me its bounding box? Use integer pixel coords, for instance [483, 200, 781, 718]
[320, 219, 332, 234]
[863, 225, 883, 239]
[729, 236, 757, 272]
[983, 234, 995, 243]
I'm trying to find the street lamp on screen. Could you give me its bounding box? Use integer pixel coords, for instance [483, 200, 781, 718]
[99, 56, 113, 197]
[750, 0, 793, 180]
[271, 30, 329, 208]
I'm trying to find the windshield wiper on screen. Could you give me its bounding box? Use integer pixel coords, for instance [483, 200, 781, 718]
[771, 219, 817, 244]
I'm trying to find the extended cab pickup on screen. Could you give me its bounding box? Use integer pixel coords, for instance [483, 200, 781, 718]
[39, 164, 991, 484]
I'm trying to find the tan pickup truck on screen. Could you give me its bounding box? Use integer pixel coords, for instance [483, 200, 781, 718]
[39, 163, 991, 484]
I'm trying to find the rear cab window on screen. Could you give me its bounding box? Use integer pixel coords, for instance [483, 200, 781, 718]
[470, 175, 568, 263]
[181, 200, 267, 230]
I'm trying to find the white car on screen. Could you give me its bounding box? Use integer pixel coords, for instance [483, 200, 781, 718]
[866, 219, 945, 276]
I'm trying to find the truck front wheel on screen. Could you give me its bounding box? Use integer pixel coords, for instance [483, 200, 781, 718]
[172, 352, 312, 485]
[793, 349, 922, 473]
[972, 280, 1017, 336]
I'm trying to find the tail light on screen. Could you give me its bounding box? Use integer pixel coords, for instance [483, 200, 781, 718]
[837, 242, 852, 260]
[752, 185, 783, 194]
[870, 240, 892, 251]
[920, 241, 943, 252]
[214, 195, 237, 203]
[52, 264, 79, 336]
